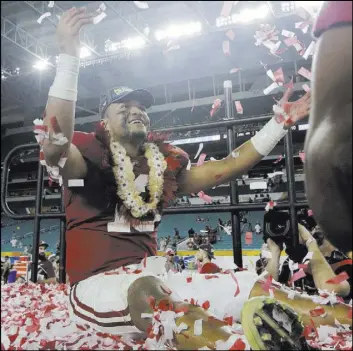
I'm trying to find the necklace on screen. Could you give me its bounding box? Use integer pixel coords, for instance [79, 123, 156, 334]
[110, 141, 167, 218]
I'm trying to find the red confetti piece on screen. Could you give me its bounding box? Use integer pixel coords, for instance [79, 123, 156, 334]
[298, 67, 312, 81]
[186, 277, 192, 283]
[202, 301, 210, 310]
[200, 262, 221, 274]
[299, 151, 305, 163]
[310, 307, 326, 317]
[143, 253, 147, 268]
[289, 269, 306, 285]
[222, 40, 230, 56]
[165, 155, 181, 171]
[260, 275, 273, 293]
[197, 191, 213, 204]
[224, 316, 233, 326]
[196, 153, 207, 167]
[221, 1, 234, 17]
[230, 338, 246, 350]
[210, 99, 222, 118]
[226, 29, 235, 41]
[273, 155, 283, 164]
[204, 275, 219, 280]
[50, 116, 62, 134]
[326, 271, 349, 284]
[229, 68, 240, 74]
[234, 101, 243, 114]
[229, 271, 240, 297]
[245, 231, 252, 245]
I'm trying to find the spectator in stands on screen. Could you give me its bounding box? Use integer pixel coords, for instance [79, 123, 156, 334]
[196, 244, 221, 274]
[2, 256, 11, 284]
[23, 245, 29, 255]
[188, 228, 195, 238]
[164, 248, 181, 273]
[254, 221, 262, 235]
[159, 237, 167, 251]
[29, 241, 56, 284]
[173, 228, 181, 240]
[258, 225, 352, 300]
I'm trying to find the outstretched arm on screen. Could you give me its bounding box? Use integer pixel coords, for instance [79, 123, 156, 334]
[42, 7, 93, 180]
[179, 91, 310, 194]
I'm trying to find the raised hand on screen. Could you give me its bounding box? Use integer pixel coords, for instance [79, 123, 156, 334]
[275, 88, 311, 128]
[56, 7, 94, 57]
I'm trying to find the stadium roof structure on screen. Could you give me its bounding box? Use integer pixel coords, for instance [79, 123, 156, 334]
[1, 1, 320, 156]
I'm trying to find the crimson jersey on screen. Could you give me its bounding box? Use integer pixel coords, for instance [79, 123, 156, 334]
[313, 1, 352, 38]
[64, 127, 189, 285]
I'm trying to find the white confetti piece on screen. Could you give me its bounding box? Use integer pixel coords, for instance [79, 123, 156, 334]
[68, 179, 84, 187]
[231, 151, 239, 158]
[133, 1, 149, 9]
[302, 41, 315, 60]
[281, 29, 295, 37]
[298, 67, 312, 81]
[293, 42, 304, 52]
[284, 36, 298, 47]
[176, 322, 188, 333]
[93, 11, 106, 24]
[302, 83, 311, 92]
[261, 250, 272, 259]
[194, 143, 204, 160]
[52, 133, 69, 146]
[37, 12, 51, 24]
[134, 174, 149, 193]
[263, 82, 279, 95]
[141, 313, 153, 318]
[234, 101, 243, 114]
[48, 1, 55, 7]
[194, 319, 203, 336]
[186, 159, 191, 170]
[225, 29, 235, 41]
[222, 40, 230, 56]
[302, 251, 313, 262]
[266, 69, 275, 81]
[229, 67, 240, 74]
[58, 157, 67, 168]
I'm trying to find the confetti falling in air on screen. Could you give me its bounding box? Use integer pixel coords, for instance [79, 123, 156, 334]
[210, 99, 222, 118]
[37, 12, 51, 24]
[194, 143, 204, 160]
[289, 268, 306, 285]
[229, 68, 241, 74]
[196, 153, 207, 167]
[225, 29, 235, 41]
[220, 1, 235, 17]
[222, 40, 231, 56]
[234, 101, 243, 114]
[133, 1, 149, 9]
[48, 1, 55, 7]
[92, 3, 107, 25]
[197, 191, 213, 204]
[298, 67, 312, 81]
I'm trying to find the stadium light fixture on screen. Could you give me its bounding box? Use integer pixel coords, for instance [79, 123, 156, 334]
[154, 21, 202, 41]
[33, 59, 49, 70]
[216, 4, 269, 28]
[80, 46, 92, 59]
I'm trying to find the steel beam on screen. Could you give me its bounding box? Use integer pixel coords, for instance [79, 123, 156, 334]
[22, 1, 101, 57]
[1, 16, 53, 64]
[3, 81, 305, 135]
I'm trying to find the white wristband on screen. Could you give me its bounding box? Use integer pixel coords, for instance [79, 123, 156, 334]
[250, 117, 288, 156]
[48, 54, 80, 102]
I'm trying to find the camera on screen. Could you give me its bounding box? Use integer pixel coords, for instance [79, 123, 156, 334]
[263, 208, 317, 262]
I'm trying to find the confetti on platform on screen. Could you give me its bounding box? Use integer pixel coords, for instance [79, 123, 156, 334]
[234, 101, 243, 114]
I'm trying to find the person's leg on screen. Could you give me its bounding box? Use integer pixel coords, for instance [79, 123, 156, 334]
[128, 275, 233, 350]
[249, 281, 352, 327]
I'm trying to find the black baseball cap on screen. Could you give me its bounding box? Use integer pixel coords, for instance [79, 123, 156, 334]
[99, 86, 155, 117]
